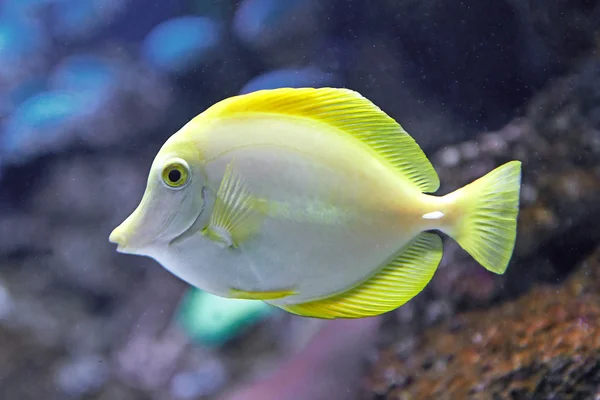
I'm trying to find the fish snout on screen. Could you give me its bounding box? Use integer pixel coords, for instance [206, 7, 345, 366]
[109, 226, 125, 246]
[109, 212, 147, 254]
[109, 225, 133, 253]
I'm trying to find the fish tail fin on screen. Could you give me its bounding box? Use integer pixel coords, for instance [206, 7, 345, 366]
[443, 161, 522, 274]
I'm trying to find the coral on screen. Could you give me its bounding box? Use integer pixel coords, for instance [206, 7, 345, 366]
[365, 246, 600, 399]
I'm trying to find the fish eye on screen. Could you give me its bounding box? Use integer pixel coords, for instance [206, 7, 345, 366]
[161, 159, 190, 188]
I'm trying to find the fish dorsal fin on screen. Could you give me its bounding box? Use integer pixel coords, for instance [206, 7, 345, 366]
[282, 232, 443, 319]
[205, 87, 440, 193]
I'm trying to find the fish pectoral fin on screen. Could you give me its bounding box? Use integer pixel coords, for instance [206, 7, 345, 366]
[202, 226, 235, 248]
[204, 161, 266, 248]
[282, 232, 443, 319]
[229, 288, 297, 300]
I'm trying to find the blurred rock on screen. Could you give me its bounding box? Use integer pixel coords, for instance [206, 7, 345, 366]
[170, 357, 228, 399]
[0, 154, 151, 297]
[0, 282, 149, 399]
[54, 354, 109, 397]
[110, 268, 189, 391]
[115, 328, 187, 391]
[365, 245, 600, 399]
[222, 317, 381, 400]
[528, 58, 600, 150]
[30, 155, 148, 223]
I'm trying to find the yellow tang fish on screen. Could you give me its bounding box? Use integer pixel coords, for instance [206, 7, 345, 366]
[109, 87, 521, 319]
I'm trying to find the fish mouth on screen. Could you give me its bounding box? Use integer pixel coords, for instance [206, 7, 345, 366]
[109, 229, 124, 248]
[109, 229, 138, 254]
[109, 221, 151, 255]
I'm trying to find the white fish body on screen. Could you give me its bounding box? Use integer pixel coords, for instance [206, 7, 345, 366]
[152, 116, 428, 305]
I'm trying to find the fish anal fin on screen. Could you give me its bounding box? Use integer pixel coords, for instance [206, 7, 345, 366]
[205, 87, 440, 193]
[204, 161, 266, 247]
[282, 232, 443, 319]
[230, 288, 297, 300]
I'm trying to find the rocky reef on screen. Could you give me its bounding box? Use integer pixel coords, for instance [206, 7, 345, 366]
[366, 245, 600, 399]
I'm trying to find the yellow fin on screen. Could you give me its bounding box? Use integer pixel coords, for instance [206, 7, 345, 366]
[282, 232, 443, 319]
[444, 161, 521, 274]
[204, 161, 266, 247]
[205, 87, 440, 193]
[230, 288, 296, 300]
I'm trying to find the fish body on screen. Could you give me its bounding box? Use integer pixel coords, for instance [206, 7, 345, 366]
[110, 88, 521, 319]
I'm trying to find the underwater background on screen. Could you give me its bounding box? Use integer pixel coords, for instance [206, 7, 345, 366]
[1, 0, 600, 399]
